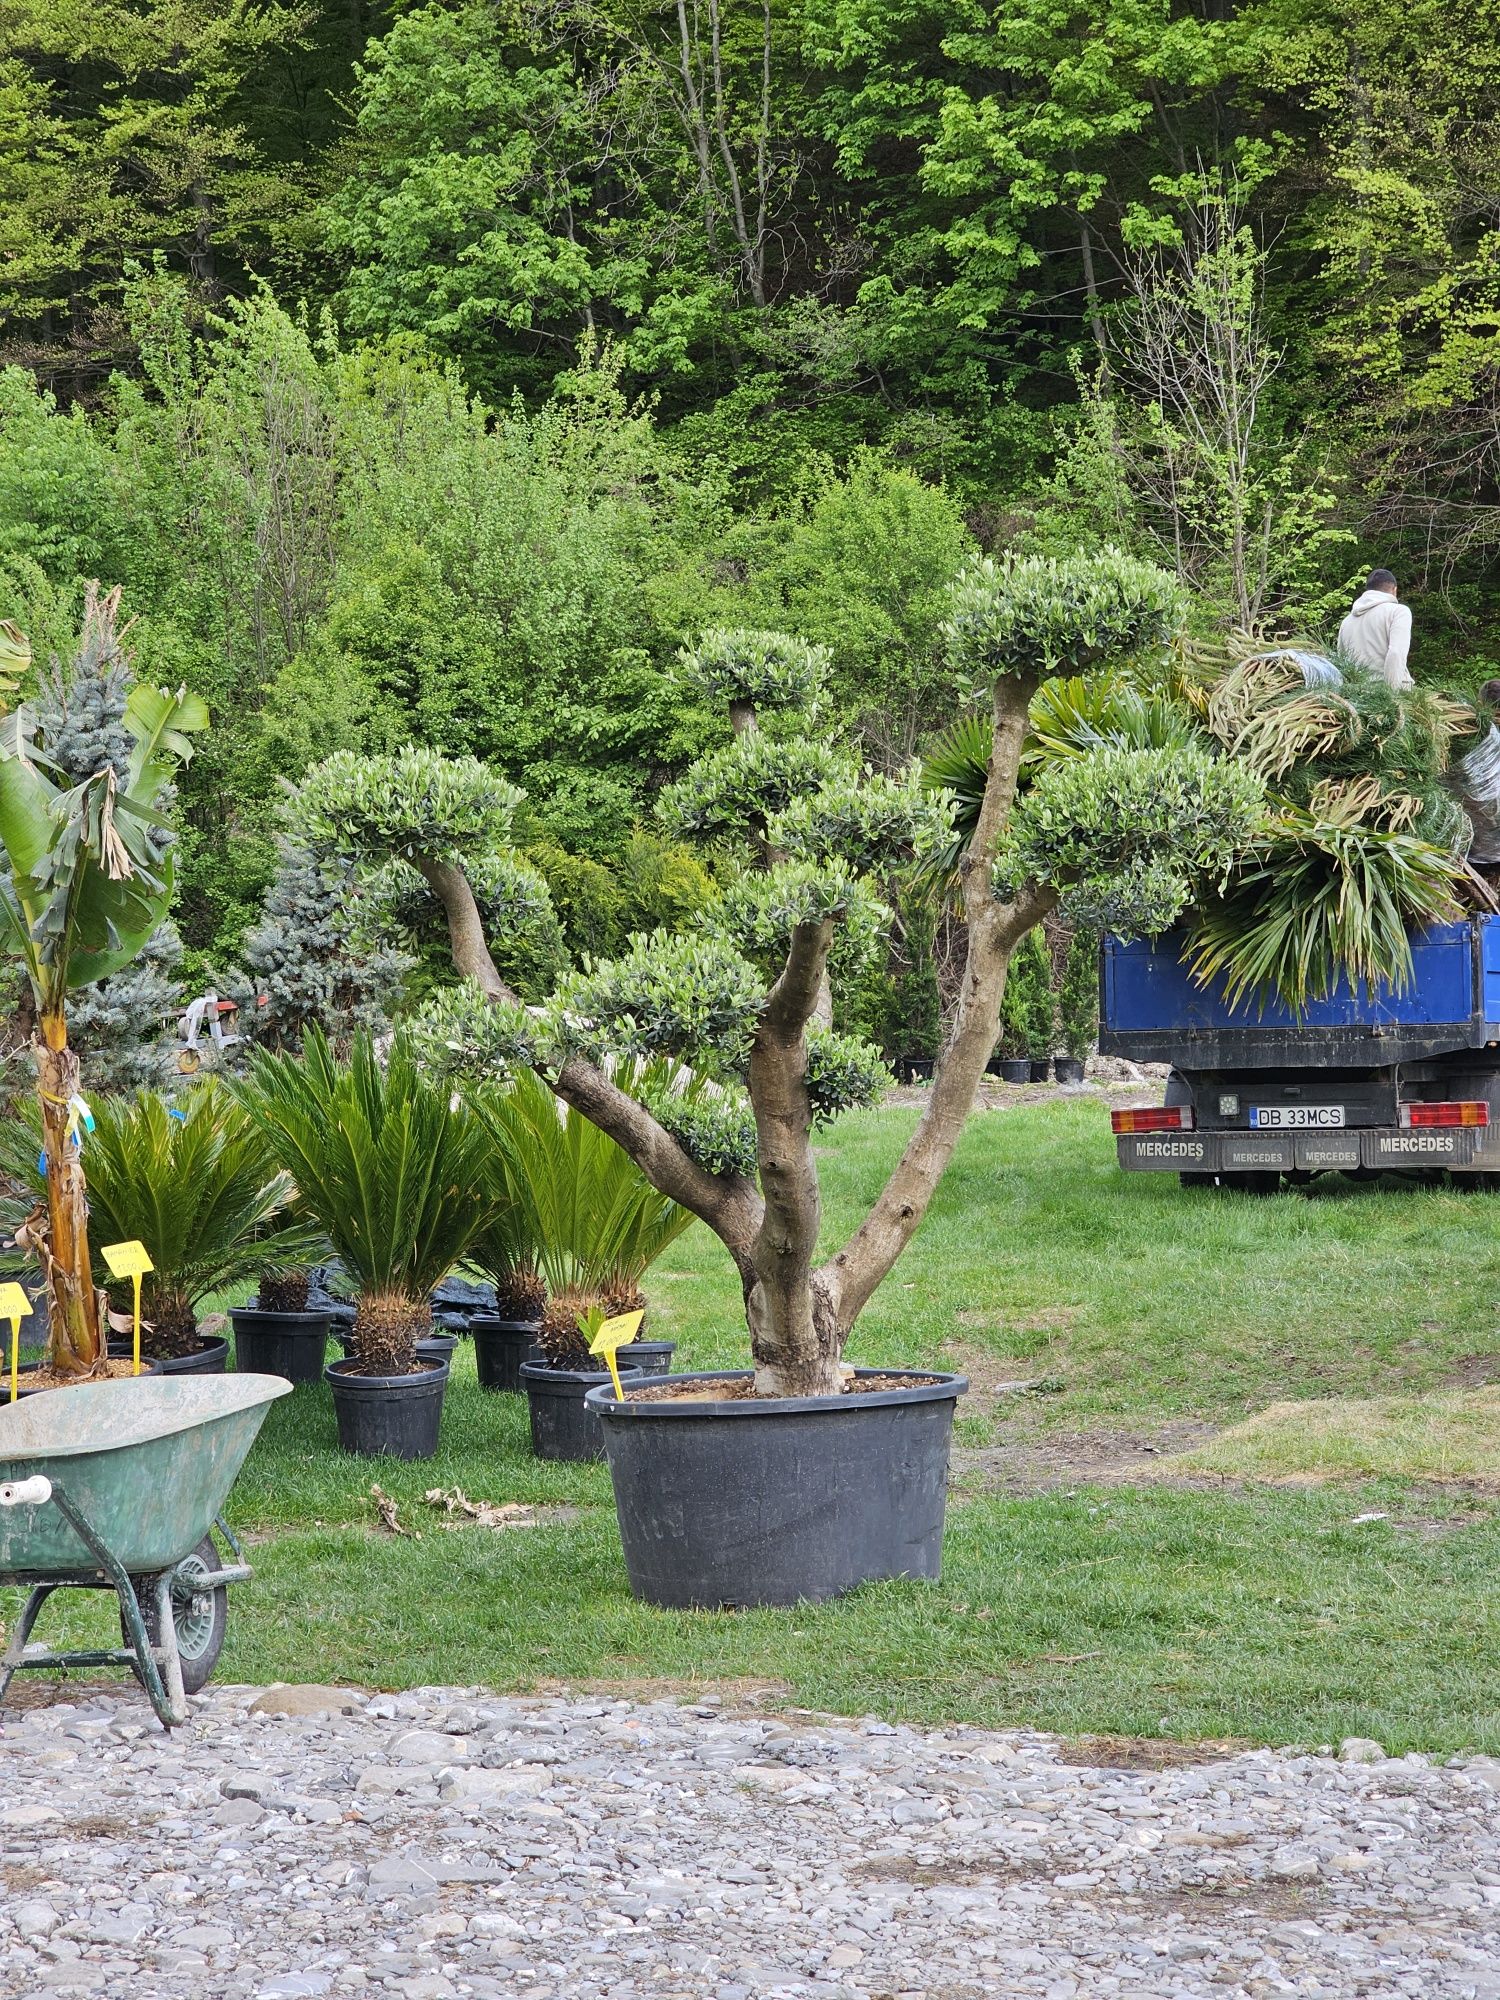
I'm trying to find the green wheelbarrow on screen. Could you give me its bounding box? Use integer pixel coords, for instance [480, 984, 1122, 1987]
[0, 1374, 291, 1728]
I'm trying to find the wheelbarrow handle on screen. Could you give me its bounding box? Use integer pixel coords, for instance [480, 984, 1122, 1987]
[0, 1476, 53, 1508]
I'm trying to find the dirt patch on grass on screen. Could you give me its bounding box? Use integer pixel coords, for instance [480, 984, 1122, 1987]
[1051, 1733, 1247, 1770]
[941, 1334, 1076, 1401]
[1446, 1352, 1500, 1389]
[529, 1674, 794, 1713]
[0, 1675, 132, 1711]
[954, 1419, 1223, 1493]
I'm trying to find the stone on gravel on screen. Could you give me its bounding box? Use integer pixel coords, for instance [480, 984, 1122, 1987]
[248, 1685, 365, 1717]
[1338, 1736, 1387, 1762]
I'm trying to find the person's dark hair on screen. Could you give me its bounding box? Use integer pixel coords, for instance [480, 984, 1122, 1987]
[1480, 678, 1500, 712]
[1366, 568, 1398, 593]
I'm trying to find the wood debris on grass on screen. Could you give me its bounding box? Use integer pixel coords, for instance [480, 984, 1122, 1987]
[369, 1485, 417, 1537]
[423, 1487, 540, 1530]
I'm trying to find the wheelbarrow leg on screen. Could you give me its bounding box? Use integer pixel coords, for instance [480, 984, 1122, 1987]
[45, 1488, 188, 1729]
[151, 1570, 188, 1723]
[0, 1584, 57, 1705]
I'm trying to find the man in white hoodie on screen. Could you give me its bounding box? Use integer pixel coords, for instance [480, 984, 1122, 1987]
[1337, 569, 1414, 690]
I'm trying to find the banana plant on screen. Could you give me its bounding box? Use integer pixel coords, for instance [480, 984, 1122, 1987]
[0, 588, 208, 1374]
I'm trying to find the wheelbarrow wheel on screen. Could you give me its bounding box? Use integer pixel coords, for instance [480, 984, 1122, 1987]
[122, 1536, 228, 1697]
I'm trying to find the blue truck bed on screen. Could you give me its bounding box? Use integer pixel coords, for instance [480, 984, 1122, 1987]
[1102, 917, 1500, 1068]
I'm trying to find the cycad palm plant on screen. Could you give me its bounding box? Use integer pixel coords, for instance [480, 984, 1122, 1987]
[237, 1029, 498, 1375]
[473, 1064, 696, 1366]
[0, 1084, 317, 1358]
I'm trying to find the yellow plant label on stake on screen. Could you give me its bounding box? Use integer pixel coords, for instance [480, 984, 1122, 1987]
[101, 1242, 154, 1377]
[588, 1309, 645, 1401]
[0, 1281, 32, 1405]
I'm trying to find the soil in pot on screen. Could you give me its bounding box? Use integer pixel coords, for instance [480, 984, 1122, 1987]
[522, 1361, 648, 1463]
[231, 1308, 331, 1384]
[1, 1356, 163, 1404]
[588, 1366, 966, 1609]
[471, 1315, 542, 1392]
[326, 1355, 449, 1460]
[109, 1333, 229, 1376]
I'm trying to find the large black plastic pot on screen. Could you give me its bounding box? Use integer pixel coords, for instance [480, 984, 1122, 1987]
[587, 1367, 967, 1609]
[471, 1315, 542, 1392]
[996, 1058, 1030, 1084]
[623, 1340, 676, 1377]
[1055, 1054, 1086, 1085]
[110, 1333, 228, 1376]
[326, 1356, 450, 1460]
[1028, 1058, 1052, 1083]
[415, 1332, 457, 1364]
[231, 1308, 331, 1383]
[522, 1362, 647, 1463]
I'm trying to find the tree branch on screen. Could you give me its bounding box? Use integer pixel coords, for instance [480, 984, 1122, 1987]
[553, 1055, 763, 1285]
[822, 673, 1046, 1332]
[417, 850, 764, 1282]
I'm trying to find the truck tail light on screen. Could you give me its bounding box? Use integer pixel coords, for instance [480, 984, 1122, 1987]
[1111, 1106, 1194, 1134]
[1400, 1101, 1490, 1128]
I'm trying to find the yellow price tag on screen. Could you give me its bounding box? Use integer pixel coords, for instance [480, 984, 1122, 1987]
[0, 1282, 32, 1407]
[588, 1309, 645, 1401]
[101, 1241, 154, 1377]
[101, 1241, 154, 1281]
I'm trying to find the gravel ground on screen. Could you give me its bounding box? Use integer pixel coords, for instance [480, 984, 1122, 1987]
[3, 1682, 1499, 2000]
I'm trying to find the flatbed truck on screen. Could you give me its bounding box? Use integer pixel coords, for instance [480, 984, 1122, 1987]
[1100, 918, 1500, 1186]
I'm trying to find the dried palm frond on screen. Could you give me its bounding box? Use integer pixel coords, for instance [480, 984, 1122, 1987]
[1305, 775, 1424, 831]
[1185, 808, 1466, 1014]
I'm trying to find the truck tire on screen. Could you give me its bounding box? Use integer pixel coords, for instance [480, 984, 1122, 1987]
[1220, 1172, 1281, 1195]
[1178, 1172, 1217, 1189]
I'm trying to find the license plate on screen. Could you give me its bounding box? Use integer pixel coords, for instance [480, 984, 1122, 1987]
[1249, 1104, 1345, 1129]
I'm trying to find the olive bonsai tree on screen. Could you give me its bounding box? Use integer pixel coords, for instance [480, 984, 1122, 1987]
[0, 589, 206, 1374]
[311, 553, 1262, 1397]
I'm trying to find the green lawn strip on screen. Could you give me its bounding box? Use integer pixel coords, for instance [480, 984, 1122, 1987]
[10, 1097, 1500, 1747]
[649, 1099, 1500, 1422]
[15, 1482, 1495, 1755]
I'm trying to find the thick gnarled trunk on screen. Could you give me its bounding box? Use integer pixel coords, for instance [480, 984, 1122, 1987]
[745, 916, 841, 1396]
[35, 1020, 102, 1377]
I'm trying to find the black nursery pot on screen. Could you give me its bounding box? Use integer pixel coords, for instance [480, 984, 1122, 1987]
[110, 1333, 228, 1376]
[521, 1361, 647, 1463]
[997, 1058, 1031, 1084]
[470, 1315, 542, 1392]
[623, 1340, 676, 1378]
[415, 1331, 457, 1364]
[231, 1308, 331, 1384]
[1055, 1054, 1087, 1085]
[587, 1367, 967, 1610]
[1029, 1058, 1052, 1083]
[326, 1355, 450, 1460]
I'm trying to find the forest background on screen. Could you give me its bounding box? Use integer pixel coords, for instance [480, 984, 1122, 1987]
[3, 0, 1499, 1048]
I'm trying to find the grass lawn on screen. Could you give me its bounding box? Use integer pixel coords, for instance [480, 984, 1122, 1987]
[9, 1095, 1500, 1752]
